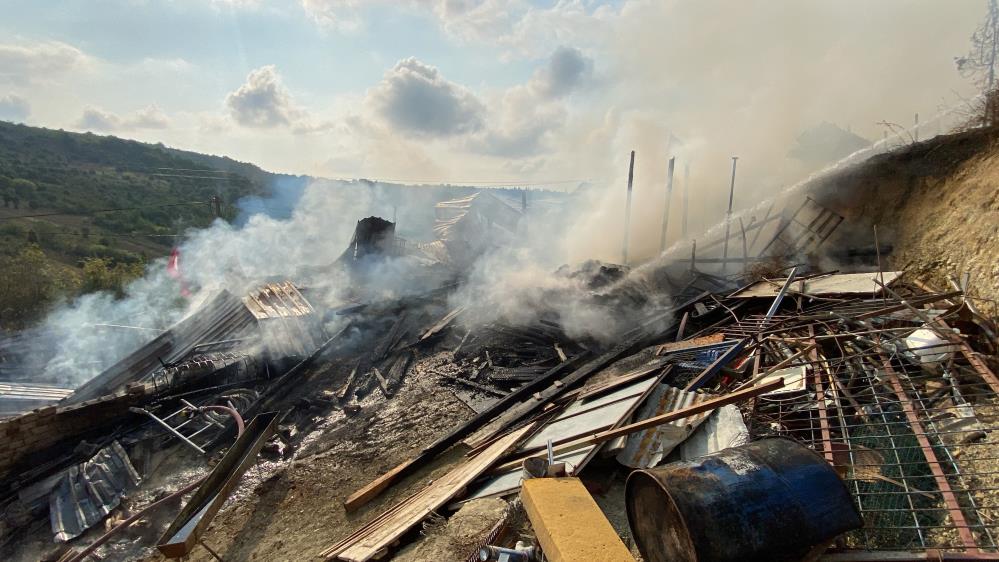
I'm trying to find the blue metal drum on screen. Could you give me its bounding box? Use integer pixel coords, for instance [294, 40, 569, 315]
[625, 438, 861, 562]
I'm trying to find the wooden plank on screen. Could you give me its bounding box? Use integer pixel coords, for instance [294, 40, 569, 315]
[343, 353, 587, 513]
[522, 477, 635, 562]
[324, 426, 531, 561]
[157, 412, 281, 557]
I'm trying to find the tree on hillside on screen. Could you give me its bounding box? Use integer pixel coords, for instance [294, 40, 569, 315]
[0, 245, 78, 329]
[9, 178, 36, 209]
[957, 0, 999, 124]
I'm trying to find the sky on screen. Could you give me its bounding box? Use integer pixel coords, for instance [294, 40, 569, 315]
[0, 0, 989, 225]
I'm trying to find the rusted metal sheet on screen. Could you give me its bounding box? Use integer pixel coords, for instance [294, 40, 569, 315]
[242, 281, 315, 320]
[616, 385, 712, 468]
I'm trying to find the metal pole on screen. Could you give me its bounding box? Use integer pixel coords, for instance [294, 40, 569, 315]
[722, 156, 738, 270]
[659, 156, 675, 253]
[682, 162, 690, 239]
[914, 113, 919, 142]
[622, 150, 635, 265]
[130, 407, 206, 455]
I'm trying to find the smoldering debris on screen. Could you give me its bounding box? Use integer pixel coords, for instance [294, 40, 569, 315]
[2, 149, 999, 562]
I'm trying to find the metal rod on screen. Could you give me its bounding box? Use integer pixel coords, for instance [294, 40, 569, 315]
[722, 156, 738, 269]
[660, 156, 675, 252]
[681, 162, 690, 239]
[130, 407, 206, 455]
[879, 358, 979, 551]
[622, 150, 635, 265]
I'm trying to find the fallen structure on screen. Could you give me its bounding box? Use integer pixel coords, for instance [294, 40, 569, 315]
[1, 186, 998, 562]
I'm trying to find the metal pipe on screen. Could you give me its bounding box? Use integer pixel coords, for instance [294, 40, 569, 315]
[130, 407, 206, 455]
[681, 162, 690, 239]
[623, 150, 635, 265]
[659, 156, 675, 253]
[722, 156, 738, 269]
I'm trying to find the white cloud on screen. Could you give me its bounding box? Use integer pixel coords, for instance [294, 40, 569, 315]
[0, 94, 30, 122]
[225, 65, 300, 128]
[299, 0, 365, 31]
[293, 0, 619, 57]
[0, 40, 92, 84]
[367, 57, 485, 137]
[76, 105, 170, 131]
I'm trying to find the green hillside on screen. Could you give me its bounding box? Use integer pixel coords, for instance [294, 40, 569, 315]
[0, 121, 273, 328]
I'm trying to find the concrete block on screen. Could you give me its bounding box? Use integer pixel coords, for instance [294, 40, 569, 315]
[521, 477, 635, 562]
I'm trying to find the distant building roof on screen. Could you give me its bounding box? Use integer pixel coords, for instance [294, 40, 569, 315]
[788, 122, 871, 166]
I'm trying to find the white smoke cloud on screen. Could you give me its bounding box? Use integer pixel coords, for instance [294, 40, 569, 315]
[36, 179, 382, 385]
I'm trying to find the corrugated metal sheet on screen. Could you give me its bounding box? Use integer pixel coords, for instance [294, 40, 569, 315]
[49, 441, 140, 542]
[65, 290, 258, 404]
[616, 385, 713, 468]
[242, 282, 315, 320]
[729, 272, 900, 299]
[463, 375, 659, 502]
[0, 382, 73, 417]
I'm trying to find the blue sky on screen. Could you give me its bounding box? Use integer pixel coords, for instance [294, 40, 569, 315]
[0, 0, 987, 206]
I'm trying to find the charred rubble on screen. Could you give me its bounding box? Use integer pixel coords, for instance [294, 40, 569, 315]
[1, 188, 999, 562]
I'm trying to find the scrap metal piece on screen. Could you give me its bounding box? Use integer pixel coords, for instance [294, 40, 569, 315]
[616, 385, 713, 469]
[49, 441, 141, 542]
[157, 411, 281, 558]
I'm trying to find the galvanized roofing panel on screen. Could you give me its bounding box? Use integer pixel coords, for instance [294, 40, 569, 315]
[616, 385, 713, 469]
[49, 441, 140, 542]
[729, 272, 900, 299]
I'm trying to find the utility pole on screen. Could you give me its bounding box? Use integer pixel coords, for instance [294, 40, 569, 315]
[914, 113, 919, 142]
[210, 195, 221, 218]
[622, 150, 635, 266]
[659, 156, 676, 253]
[722, 156, 738, 270]
[681, 162, 690, 240]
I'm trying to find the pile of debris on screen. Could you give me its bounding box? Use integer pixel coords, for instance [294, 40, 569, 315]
[1, 189, 998, 562]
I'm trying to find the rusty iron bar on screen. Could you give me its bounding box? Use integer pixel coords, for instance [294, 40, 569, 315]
[808, 326, 836, 463]
[879, 357, 980, 552]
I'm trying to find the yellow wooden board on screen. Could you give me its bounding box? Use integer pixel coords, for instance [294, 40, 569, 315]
[522, 477, 635, 562]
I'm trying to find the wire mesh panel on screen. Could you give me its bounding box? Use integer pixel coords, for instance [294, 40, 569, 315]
[745, 311, 999, 557]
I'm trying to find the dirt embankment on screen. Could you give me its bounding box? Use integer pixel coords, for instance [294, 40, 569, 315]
[811, 128, 999, 315]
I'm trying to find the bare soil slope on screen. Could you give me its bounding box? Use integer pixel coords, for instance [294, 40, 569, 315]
[813, 128, 999, 315]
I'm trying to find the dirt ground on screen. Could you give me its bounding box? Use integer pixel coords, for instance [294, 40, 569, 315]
[130, 351, 475, 562]
[814, 129, 999, 318]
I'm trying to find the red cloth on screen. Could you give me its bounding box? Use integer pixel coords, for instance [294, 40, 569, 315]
[167, 248, 191, 297]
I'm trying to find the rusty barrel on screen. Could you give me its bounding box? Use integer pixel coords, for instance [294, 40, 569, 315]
[625, 438, 861, 562]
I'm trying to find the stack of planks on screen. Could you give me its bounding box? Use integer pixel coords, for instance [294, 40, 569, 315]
[321, 426, 532, 561]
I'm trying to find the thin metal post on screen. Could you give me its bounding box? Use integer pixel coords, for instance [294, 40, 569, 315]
[874, 225, 887, 305]
[622, 150, 635, 265]
[659, 156, 675, 253]
[722, 156, 738, 270]
[682, 162, 690, 239]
